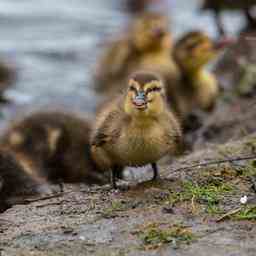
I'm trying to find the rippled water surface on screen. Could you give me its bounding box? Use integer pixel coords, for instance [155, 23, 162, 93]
[0, 0, 245, 122]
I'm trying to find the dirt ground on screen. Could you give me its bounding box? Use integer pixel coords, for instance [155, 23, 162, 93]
[1, 36, 256, 256]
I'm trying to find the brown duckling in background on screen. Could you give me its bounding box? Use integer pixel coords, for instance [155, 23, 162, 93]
[1, 112, 108, 186]
[168, 31, 230, 120]
[94, 12, 179, 97]
[91, 72, 182, 189]
[200, 0, 256, 36]
[0, 148, 48, 212]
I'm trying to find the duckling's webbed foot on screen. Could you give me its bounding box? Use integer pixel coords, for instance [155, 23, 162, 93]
[151, 163, 160, 180]
[111, 166, 123, 189]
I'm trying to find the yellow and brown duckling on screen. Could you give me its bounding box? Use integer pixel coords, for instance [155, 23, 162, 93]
[91, 72, 183, 189]
[94, 12, 179, 97]
[200, 0, 256, 36]
[167, 30, 230, 120]
[1, 112, 108, 186]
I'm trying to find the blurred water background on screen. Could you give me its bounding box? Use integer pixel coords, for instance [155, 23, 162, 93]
[0, 0, 245, 124]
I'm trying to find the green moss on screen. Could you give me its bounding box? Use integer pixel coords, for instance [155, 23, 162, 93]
[169, 181, 233, 214]
[137, 223, 195, 249]
[102, 200, 129, 218]
[234, 206, 256, 220]
[235, 161, 256, 177]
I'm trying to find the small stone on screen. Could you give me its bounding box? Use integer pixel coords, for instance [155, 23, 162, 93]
[162, 206, 174, 214]
[79, 236, 86, 241]
[240, 195, 248, 205]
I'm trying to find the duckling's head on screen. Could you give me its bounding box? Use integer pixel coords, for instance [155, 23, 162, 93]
[6, 124, 62, 161]
[174, 31, 223, 72]
[124, 72, 166, 118]
[131, 12, 171, 52]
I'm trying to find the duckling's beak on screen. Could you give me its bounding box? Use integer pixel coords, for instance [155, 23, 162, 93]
[133, 91, 147, 109]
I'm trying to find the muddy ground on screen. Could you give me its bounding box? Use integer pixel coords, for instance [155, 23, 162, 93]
[1, 37, 256, 255]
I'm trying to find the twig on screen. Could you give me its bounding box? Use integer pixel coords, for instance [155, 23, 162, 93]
[167, 155, 256, 175]
[23, 192, 70, 203]
[36, 201, 63, 208]
[216, 207, 242, 222]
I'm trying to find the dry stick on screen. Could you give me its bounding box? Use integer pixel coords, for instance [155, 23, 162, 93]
[23, 191, 71, 204]
[165, 155, 256, 176]
[216, 207, 242, 222]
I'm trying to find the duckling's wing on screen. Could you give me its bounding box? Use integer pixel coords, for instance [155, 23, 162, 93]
[91, 132, 109, 147]
[164, 113, 184, 155]
[91, 109, 122, 148]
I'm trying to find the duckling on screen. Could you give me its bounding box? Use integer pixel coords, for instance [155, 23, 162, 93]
[94, 12, 179, 97]
[168, 31, 228, 119]
[200, 0, 256, 36]
[91, 72, 182, 189]
[1, 112, 108, 185]
[0, 148, 48, 212]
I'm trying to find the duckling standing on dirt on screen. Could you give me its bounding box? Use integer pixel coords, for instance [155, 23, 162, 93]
[200, 0, 256, 36]
[94, 12, 179, 97]
[91, 72, 182, 189]
[1, 112, 108, 186]
[168, 31, 229, 119]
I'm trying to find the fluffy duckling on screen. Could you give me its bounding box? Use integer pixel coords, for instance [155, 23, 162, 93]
[1, 112, 108, 185]
[168, 31, 228, 119]
[0, 148, 48, 212]
[200, 0, 256, 36]
[94, 12, 179, 97]
[91, 72, 182, 189]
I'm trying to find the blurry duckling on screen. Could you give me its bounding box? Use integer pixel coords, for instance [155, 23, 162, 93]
[1, 112, 108, 186]
[94, 12, 179, 97]
[168, 30, 230, 120]
[200, 0, 256, 36]
[91, 72, 183, 189]
[0, 148, 49, 212]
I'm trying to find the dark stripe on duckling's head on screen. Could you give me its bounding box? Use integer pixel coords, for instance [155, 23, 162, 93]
[129, 71, 160, 87]
[174, 30, 210, 52]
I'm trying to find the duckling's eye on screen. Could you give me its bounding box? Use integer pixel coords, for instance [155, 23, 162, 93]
[129, 86, 137, 92]
[146, 87, 161, 94]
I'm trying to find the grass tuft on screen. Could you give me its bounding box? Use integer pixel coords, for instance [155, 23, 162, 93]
[135, 223, 195, 250]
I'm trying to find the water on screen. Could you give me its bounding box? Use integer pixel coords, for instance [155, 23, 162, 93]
[0, 0, 245, 123]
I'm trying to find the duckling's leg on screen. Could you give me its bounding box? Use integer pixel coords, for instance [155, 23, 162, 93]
[111, 166, 122, 189]
[151, 163, 159, 180]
